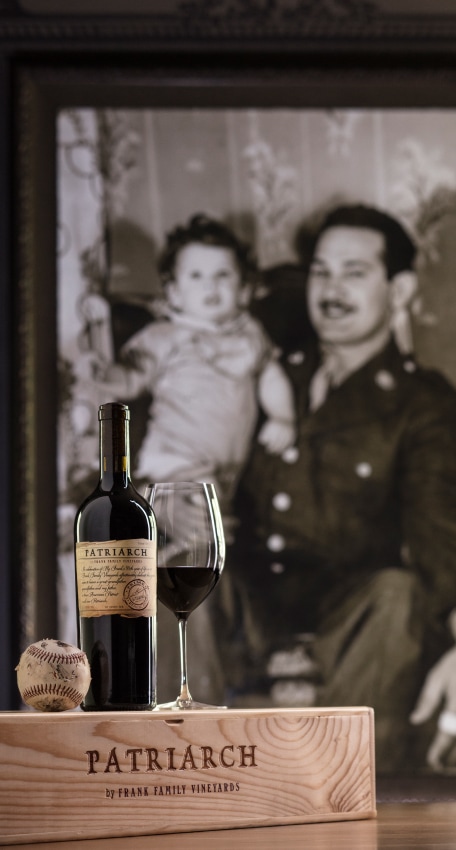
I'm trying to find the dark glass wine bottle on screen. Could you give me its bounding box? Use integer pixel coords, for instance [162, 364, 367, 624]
[74, 402, 157, 710]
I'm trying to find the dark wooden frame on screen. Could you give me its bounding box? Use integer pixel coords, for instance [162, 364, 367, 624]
[4, 1, 456, 709]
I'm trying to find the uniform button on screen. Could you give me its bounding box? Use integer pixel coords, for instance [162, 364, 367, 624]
[282, 446, 299, 464]
[403, 359, 416, 373]
[375, 370, 396, 391]
[270, 562, 285, 574]
[287, 350, 305, 365]
[272, 492, 292, 511]
[355, 462, 372, 478]
[267, 534, 286, 552]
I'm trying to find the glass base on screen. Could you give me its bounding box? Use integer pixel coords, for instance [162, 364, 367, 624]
[154, 698, 227, 711]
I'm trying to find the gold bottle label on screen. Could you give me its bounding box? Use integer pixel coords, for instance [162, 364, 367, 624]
[75, 539, 156, 618]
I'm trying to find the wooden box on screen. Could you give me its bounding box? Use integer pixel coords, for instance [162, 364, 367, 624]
[0, 706, 376, 845]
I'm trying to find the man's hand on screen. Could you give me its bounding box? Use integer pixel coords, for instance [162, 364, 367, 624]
[410, 641, 456, 772]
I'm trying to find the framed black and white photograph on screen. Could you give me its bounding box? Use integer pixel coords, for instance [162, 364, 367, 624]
[6, 2, 456, 779]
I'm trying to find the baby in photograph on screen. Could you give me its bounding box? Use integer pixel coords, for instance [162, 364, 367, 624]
[93, 213, 296, 520]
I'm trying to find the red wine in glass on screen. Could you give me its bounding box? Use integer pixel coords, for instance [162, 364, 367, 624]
[145, 481, 225, 709]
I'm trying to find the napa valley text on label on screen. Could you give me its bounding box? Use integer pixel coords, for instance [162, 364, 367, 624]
[85, 744, 258, 774]
[75, 538, 157, 618]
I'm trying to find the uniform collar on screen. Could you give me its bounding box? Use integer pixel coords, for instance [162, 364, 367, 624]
[303, 338, 413, 434]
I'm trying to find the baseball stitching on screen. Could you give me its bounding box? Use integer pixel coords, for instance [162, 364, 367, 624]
[22, 684, 84, 703]
[27, 644, 86, 667]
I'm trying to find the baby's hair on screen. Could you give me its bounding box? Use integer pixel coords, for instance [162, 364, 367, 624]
[158, 213, 257, 286]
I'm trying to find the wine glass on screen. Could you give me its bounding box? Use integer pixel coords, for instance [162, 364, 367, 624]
[145, 481, 226, 709]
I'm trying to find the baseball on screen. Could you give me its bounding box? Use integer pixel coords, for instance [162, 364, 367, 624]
[16, 639, 91, 712]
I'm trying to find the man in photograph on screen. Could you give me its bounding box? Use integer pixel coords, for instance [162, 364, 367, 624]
[233, 203, 456, 772]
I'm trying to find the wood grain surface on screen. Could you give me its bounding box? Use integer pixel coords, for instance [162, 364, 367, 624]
[0, 707, 375, 844]
[6, 803, 456, 850]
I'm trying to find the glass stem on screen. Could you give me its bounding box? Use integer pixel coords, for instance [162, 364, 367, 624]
[178, 616, 192, 704]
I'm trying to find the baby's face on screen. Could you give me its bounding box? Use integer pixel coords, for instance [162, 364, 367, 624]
[168, 242, 245, 324]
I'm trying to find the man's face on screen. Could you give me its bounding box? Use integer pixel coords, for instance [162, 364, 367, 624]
[168, 242, 244, 325]
[307, 226, 393, 347]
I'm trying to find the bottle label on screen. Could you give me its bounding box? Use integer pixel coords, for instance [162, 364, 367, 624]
[75, 539, 156, 618]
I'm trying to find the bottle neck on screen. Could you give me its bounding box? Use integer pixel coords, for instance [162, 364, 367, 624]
[99, 415, 131, 491]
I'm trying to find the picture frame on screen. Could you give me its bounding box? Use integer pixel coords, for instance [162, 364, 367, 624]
[4, 1, 456, 719]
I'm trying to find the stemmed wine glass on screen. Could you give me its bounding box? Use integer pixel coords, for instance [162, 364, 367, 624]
[145, 482, 226, 710]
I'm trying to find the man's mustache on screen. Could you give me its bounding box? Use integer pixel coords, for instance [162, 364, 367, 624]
[317, 298, 354, 315]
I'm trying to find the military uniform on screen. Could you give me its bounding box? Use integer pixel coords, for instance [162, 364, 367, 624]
[233, 338, 456, 769]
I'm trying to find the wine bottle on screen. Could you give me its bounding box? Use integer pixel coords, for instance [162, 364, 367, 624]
[74, 402, 157, 710]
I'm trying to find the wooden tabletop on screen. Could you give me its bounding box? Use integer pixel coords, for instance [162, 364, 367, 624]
[11, 800, 456, 850]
